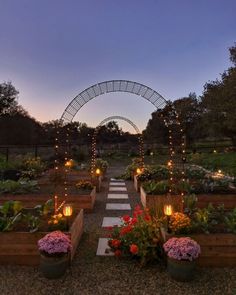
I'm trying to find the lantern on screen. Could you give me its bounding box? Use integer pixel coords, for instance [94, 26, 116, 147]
[65, 159, 72, 168]
[164, 204, 173, 216]
[136, 168, 142, 175]
[95, 168, 101, 176]
[63, 204, 73, 217]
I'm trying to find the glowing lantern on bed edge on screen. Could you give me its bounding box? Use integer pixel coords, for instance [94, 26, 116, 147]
[63, 204, 73, 217]
[164, 204, 173, 216]
[136, 168, 142, 175]
[95, 168, 101, 176]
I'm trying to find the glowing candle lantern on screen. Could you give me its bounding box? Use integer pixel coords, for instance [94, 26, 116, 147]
[218, 169, 222, 174]
[63, 204, 73, 217]
[65, 160, 72, 168]
[95, 168, 101, 176]
[164, 204, 173, 216]
[136, 168, 142, 175]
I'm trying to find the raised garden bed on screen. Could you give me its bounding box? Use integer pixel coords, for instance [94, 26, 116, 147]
[162, 230, 236, 267]
[195, 194, 236, 210]
[0, 209, 84, 265]
[0, 187, 96, 212]
[140, 186, 183, 214]
[134, 175, 140, 192]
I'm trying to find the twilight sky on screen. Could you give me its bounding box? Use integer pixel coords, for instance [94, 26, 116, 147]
[0, 0, 235, 132]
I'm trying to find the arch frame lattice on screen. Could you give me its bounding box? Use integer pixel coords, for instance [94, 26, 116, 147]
[90, 115, 145, 175]
[60, 80, 168, 123]
[56, 80, 186, 213]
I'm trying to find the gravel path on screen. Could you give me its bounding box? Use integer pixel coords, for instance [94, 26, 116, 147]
[0, 165, 235, 295]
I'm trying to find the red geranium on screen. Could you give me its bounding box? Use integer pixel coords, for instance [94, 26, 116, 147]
[130, 244, 139, 255]
[120, 225, 132, 236]
[122, 215, 130, 223]
[111, 239, 121, 248]
[130, 217, 137, 225]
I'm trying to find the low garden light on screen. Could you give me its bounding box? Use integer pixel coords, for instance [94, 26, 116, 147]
[164, 204, 173, 217]
[164, 204, 173, 233]
[63, 204, 73, 230]
[136, 168, 142, 175]
[95, 168, 101, 176]
[63, 204, 73, 217]
[65, 159, 73, 168]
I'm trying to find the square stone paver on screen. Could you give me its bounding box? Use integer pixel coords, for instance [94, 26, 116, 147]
[107, 193, 128, 199]
[109, 182, 126, 186]
[102, 217, 122, 227]
[96, 238, 114, 256]
[106, 203, 131, 210]
[109, 187, 127, 192]
[110, 178, 124, 182]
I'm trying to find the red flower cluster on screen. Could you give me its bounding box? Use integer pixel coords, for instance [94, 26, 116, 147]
[111, 239, 121, 248]
[130, 244, 139, 255]
[108, 203, 161, 264]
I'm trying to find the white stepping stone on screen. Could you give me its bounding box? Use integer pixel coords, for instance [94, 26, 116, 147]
[109, 182, 125, 186]
[106, 203, 131, 210]
[96, 238, 114, 256]
[107, 193, 128, 199]
[102, 217, 122, 227]
[109, 187, 127, 192]
[110, 178, 124, 182]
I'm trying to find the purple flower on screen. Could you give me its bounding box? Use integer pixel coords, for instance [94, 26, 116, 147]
[38, 231, 72, 256]
[163, 237, 201, 261]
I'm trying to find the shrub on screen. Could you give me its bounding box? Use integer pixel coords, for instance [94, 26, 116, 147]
[76, 180, 94, 191]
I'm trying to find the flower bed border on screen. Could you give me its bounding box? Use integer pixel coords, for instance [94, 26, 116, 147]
[0, 209, 84, 266]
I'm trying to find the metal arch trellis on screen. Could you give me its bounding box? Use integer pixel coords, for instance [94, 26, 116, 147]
[90, 115, 145, 176]
[60, 80, 168, 123]
[56, 79, 186, 213]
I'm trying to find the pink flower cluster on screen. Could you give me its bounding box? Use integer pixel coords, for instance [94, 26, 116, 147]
[38, 231, 72, 255]
[163, 237, 201, 261]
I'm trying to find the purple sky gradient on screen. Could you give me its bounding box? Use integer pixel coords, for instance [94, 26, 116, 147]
[0, 0, 235, 132]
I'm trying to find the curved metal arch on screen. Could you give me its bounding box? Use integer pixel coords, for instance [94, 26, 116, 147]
[61, 80, 168, 123]
[97, 115, 141, 134]
[91, 115, 144, 175]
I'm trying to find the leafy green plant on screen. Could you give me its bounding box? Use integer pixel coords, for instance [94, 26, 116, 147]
[136, 165, 169, 182]
[142, 180, 169, 195]
[0, 200, 23, 231]
[224, 208, 236, 234]
[95, 158, 109, 172]
[184, 194, 198, 215]
[0, 180, 39, 194]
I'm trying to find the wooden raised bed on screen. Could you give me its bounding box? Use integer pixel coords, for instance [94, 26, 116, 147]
[195, 194, 236, 210]
[0, 187, 96, 213]
[0, 209, 84, 266]
[162, 230, 236, 267]
[140, 186, 183, 213]
[134, 175, 141, 192]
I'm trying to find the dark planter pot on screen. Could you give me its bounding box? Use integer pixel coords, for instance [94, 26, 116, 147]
[39, 253, 69, 279]
[167, 257, 197, 282]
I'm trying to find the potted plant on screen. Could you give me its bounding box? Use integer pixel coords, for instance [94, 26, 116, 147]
[163, 237, 201, 281]
[38, 230, 72, 279]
